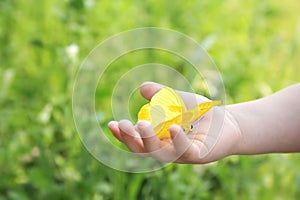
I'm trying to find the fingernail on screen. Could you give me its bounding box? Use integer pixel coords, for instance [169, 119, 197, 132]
[137, 120, 154, 138]
[137, 120, 151, 128]
[169, 124, 180, 139]
[108, 121, 117, 127]
[140, 81, 156, 87]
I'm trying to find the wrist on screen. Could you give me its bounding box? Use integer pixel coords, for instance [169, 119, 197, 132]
[224, 105, 243, 155]
[225, 99, 265, 155]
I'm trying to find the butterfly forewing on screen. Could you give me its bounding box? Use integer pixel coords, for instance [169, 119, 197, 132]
[149, 87, 186, 120]
[184, 100, 222, 122]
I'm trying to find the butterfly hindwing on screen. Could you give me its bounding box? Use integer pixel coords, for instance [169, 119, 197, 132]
[138, 103, 151, 121]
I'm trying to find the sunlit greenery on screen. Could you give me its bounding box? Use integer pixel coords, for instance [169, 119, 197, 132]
[0, 0, 299, 199]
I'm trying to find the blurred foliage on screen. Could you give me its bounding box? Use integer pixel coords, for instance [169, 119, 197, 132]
[0, 0, 299, 199]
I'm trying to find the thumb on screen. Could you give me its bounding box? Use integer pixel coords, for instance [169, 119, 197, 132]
[140, 82, 164, 100]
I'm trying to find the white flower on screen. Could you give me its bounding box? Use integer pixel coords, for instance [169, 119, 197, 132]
[65, 43, 79, 61]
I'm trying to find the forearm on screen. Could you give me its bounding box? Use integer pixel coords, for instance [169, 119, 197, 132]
[227, 83, 300, 155]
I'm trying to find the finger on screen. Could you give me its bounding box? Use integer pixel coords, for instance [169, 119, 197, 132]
[169, 124, 193, 156]
[118, 120, 145, 153]
[140, 82, 164, 100]
[108, 121, 123, 142]
[137, 120, 177, 162]
[136, 120, 161, 152]
[169, 124, 209, 164]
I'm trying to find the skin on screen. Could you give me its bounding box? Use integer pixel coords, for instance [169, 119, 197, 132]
[108, 82, 300, 164]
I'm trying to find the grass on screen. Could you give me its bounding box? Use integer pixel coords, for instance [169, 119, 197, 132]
[0, 0, 299, 199]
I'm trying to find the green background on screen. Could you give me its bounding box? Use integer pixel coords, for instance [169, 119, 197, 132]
[0, 0, 299, 199]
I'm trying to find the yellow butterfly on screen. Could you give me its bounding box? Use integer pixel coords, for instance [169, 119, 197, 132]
[138, 87, 221, 139]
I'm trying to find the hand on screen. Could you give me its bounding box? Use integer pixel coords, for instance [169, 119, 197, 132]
[108, 82, 241, 164]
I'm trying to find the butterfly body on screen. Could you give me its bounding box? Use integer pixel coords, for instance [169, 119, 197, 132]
[138, 87, 221, 139]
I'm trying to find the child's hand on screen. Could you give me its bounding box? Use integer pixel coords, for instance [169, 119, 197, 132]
[108, 82, 242, 164]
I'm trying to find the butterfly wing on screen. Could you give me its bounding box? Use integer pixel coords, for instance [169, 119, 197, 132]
[154, 115, 183, 138]
[181, 100, 222, 128]
[150, 87, 186, 115]
[154, 101, 221, 138]
[138, 103, 169, 128]
[138, 87, 186, 136]
[138, 87, 221, 139]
